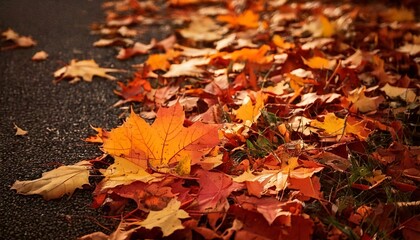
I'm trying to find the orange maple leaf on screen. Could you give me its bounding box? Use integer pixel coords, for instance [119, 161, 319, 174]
[146, 54, 170, 71]
[217, 10, 260, 29]
[102, 103, 220, 174]
[212, 45, 273, 65]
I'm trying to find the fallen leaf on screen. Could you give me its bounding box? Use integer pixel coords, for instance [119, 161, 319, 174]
[111, 181, 176, 211]
[146, 54, 170, 71]
[179, 16, 227, 42]
[272, 35, 294, 49]
[102, 103, 220, 175]
[221, 45, 273, 64]
[114, 73, 152, 105]
[135, 198, 189, 237]
[303, 15, 335, 38]
[380, 83, 417, 103]
[93, 38, 134, 47]
[348, 86, 384, 113]
[31, 51, 48, 61]
[310, 113, 370, 140]
[397, 44, 420, 56]
[217, 10, 260, 29]
[162, 58, 209, 78]
[196, 169, 236, 212]
[117, 39, 157, 59]
[53, 59, 122, 83]
[98, 156, 163, 191]
[235, 91, 266, 126]
[11, 161, 91, 200]
[1, 28, 36, 49]
[13, 123, 28, 136]
[302, 56, 336, 70]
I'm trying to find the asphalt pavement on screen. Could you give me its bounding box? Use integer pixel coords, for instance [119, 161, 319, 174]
[0, 1, 135, 239]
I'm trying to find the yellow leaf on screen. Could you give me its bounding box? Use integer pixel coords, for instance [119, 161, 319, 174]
[99, 157, 163, 191]
[365, 170, 387, 185]
[302, 56, 336, 70]
[286, 73, 318, 92]
[13, 123, 28, 136]
[310, 113, 370, 140]
[310, 113, 346, 136]
[137, 199, 190, 237]
[272, 35, 294, 49]
[319, 15, 335, 37]
[11, 161, 91, 200]
[235, 91, 266, 125]
[53, 59, 122, 82]
[175, 155, 191, 176]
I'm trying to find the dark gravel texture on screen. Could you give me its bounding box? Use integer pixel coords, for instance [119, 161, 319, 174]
[0, 1, 139, 239]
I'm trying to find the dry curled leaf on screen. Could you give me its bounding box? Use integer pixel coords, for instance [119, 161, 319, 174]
[13, 123, 28, 136]
[31, 51, 48, 61]
[11, 161, 91, 200]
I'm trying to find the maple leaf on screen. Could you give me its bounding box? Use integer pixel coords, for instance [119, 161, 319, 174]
[310, 113, 370, 140]
[102, 103, 220, 175]
[114, 73, 152, 106]
[302, 56, 336, 70]
[136, 198, 190, 237]
[380, 83, 417, 103]
[348, 86, 384, 113]
[93, 38, 134, 47]
[11, 161, 91, 200]
[53, 59, 122, 83]
[196, 169, 237, 212]
[179, 16, 227, 42]
[220, 45, 273, 64]
[162, 58, 209, 78]
[146, 54, 170, 71]
[234, 91, 266, 126]
[217, 10, 260, 29]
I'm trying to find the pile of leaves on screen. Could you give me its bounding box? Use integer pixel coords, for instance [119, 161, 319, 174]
[11, 0, 420, 239]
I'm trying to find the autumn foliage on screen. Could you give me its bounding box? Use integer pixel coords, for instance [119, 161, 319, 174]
[8, 0, 420, 239]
